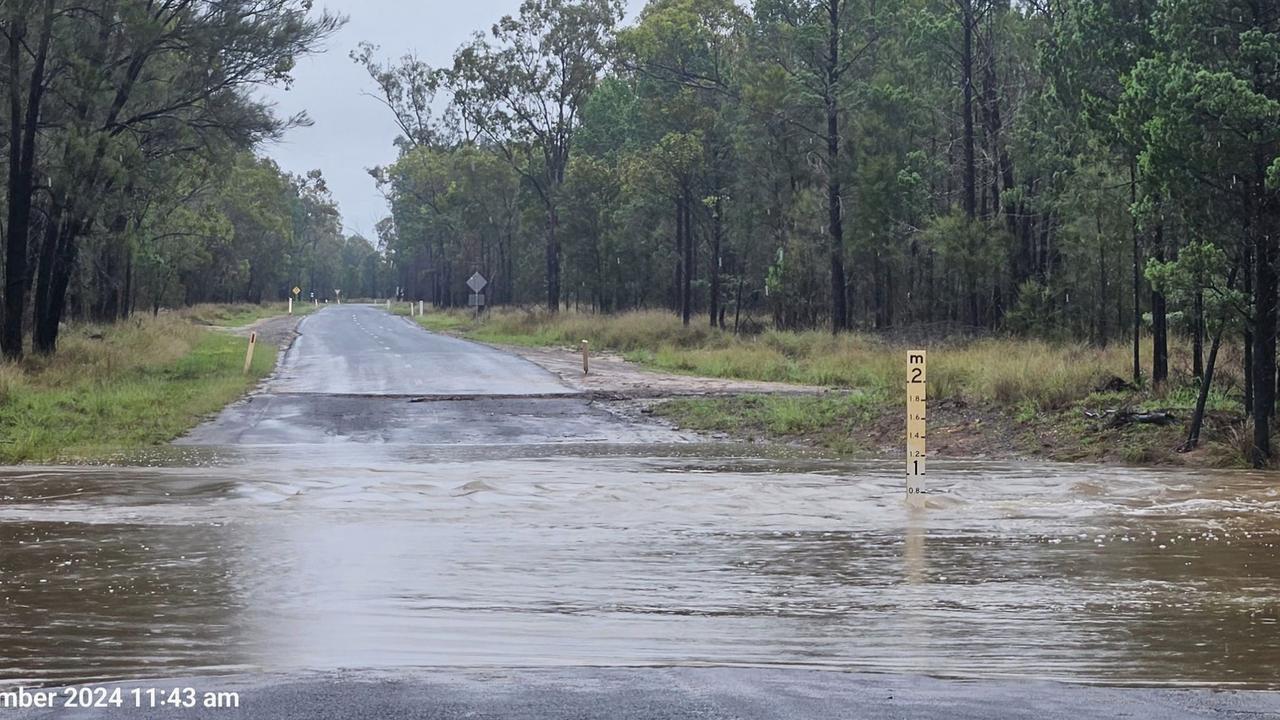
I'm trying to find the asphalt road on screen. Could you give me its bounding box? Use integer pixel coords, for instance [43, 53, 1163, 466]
[7, 668, 1279, 720]
[269, 304, 570, 396]
[182, 305, 684, 446]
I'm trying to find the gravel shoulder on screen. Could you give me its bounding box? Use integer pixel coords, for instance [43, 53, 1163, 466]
[495, 343, 829, 399]
[220, 314, 305, 349]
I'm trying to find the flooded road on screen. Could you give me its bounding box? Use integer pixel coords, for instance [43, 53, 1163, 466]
[2, 449, 1277, 689]
[4, 308, 1278, 711]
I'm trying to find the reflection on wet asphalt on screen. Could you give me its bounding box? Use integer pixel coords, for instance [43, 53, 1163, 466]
[2, 451, 1278, 688]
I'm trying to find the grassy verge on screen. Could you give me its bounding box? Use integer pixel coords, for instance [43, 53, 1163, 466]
[414, 306, 1253, 466]
[657, 393, 890, 455]
[413, 307, 1177, 403]
[0, 314, 278, 463]
[654, 391, 1247, 466]
[179, 301, 315, 327]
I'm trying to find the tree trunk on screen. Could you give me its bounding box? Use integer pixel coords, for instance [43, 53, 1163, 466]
[546, 205, 560, 313]
[123, 248, 134, 319]
[1192, 289, 1204, 380]
[1250, 162, 1277, 466]
[1130, 163, 1141, 384]
[673, 196, 683, 317]
[681, 189, 693, 326]
[873, 254, 886, 328]
[710, 193, 722, 329]
[3, 2, 54, 360]
[1095, 224, 1107, 345]
[733, 272, 743, 335]
[824, 0, 849, 333]
[33, 213, 83, 355]
[1243, 237, 1254, 415]
[673, 197, 683, 314]
[1184, 265, 1239, 451]
[986, 46, 1017, 240]
[960, 0, 977, 221]
[1151, 223, 1168, 384]
[1183, 323, 1225, 452]
[504, 230, 514, 305]
[1151, 288, 1168, 383]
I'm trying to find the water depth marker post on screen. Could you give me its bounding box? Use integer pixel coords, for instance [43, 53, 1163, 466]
[243, 332, 258, 375]
[907, 350, 926, 507]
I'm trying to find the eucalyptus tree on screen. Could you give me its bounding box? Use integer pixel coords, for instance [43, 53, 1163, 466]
[3, 0, 59, 358]
[352, 41, 453, 150]
[290, 170, 343, 302]
[618, 0, 748, 326]
[1, 0, 341, 356]
[1045, 0, 1161, 383]
[450, 0, 624, 313]
[1119, 0, 1280, 465]
[751, 0, 885, 332]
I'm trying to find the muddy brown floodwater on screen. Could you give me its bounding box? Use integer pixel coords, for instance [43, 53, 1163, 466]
[1, 446, 1278, 688]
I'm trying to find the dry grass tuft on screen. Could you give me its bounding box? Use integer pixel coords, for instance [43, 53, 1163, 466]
[15, 315, 204, 389]
[177, 302, 305, 327]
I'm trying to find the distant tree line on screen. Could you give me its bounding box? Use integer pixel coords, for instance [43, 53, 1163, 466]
[0, 0, 393, 359]
[361, 0, 1279, 465]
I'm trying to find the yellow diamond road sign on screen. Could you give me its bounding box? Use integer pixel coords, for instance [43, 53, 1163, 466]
[292, 286, 301, 296]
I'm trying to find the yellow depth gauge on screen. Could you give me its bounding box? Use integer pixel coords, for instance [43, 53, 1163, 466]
[907, 350, 926, 506]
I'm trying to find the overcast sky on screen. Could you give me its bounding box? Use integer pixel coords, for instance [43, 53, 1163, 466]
[258, 1, 643, 240]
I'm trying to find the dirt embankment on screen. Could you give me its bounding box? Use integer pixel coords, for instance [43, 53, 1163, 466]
[223, 314, 304, 348]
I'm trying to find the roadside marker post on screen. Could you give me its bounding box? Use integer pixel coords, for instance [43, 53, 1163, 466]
[907, 351, 926, 507]
[581, 340, 589, 375]
[288, 297, 292, 315]
[467, 272, 488, 319]
[418, 300, 424, 317]
[243, 332, 257, 374]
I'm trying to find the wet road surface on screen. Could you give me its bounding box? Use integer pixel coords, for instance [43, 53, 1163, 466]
[269, 304, 568, 396]
[8, 667, 1280, 720]
[2, 306, 1279, 718]
[183, 305, 684, 446]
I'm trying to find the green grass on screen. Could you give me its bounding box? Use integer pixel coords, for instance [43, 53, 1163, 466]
[0, 316, 277, 463]
[656, 392, 887, 455]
